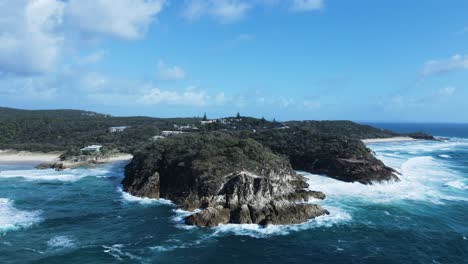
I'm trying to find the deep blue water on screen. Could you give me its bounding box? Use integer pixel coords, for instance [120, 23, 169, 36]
[1, 124, 468, 263]
[365, 122, 468, 138]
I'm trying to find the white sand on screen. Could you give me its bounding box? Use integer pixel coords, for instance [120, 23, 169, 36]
[0, 150, 61, 163]
[0, 150, 132, 165]
[361, 137, 417, 144]
[106, 154, 133, 162]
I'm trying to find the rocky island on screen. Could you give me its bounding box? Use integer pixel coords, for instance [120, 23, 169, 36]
[122, 132, 329, 227]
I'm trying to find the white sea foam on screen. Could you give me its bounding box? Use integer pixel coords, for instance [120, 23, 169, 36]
[444, 180, 467, 190]
[118, 187, 173, 205]
[102, 244, 143, 261]
[209, 206, 351, 238]
[0, 167, 112, 182]
[301, 155, 468, 205]
[0, 198, 41, 232]
[439, 154, 451, 159]
[47, 236, 76, 249]
[369, 138, 468, 155]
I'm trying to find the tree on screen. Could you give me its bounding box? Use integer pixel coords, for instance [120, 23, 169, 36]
[203, 112, 208, 121]
[236, 112, 241, 119]
[261, 116, 266, 123]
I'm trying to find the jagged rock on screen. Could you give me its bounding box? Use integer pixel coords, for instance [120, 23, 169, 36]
[185, 206, 231, 227]
[250, 128, 399, 184]
[122, 132, 328, 227]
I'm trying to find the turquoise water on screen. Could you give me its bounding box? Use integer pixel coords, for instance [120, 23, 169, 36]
[1, 130, 468, 263]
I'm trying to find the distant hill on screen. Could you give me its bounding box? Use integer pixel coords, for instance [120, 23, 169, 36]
[0, 107, 401, 153]
[0, 107, 200, 152]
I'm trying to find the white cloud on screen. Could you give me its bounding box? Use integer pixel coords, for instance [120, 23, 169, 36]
[157, 61, 186, 80]
[0, 0, 64, 75]
[65, 0, 165, 40]
[183, 0, 252, 23]
[138, 87, 237, 106]
[0, 0, 165, 75]
[76, 50, 107, 66]
[439, 86, 456, 96]
[290, 0, 323, 11]
[139, 87, 209, 106]
[182, 0, 323, 23]
[422, 54, 468, 76]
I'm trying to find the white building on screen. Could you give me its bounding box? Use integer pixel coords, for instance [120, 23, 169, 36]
[200, 120, 216, 125]
[109, 126, 128, 133]
[161, 131, 184, 137]
[80, 145, 102, 153]
[151, 136, 165, 141]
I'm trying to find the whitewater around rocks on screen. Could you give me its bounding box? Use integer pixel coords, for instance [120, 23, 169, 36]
[1, 137, 467, 263]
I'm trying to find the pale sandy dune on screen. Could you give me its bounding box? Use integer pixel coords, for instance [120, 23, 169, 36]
[361, 137, 418, 144]
[0, 150, 61, 163]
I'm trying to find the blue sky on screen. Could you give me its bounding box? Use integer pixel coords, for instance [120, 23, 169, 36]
[0, 0, 467, 122]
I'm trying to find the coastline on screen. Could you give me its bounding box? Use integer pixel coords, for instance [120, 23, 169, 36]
[0, 150, 61, 165]
[361, 137, 418, 144]
[0, 150, 133, 166]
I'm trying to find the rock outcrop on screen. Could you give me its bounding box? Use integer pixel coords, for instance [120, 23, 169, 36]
[122, 132, 328, 227]
[250, 128, 399, 184]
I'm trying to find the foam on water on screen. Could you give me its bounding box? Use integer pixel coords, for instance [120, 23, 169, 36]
[0, 198, 42, 232]
[439, 154, 451, 159]
[368, 138, 468, 154]
[118, 187, 173, 206]
[0, 167, 112, 182]
[47, 236, 76, 249]
[444, 180, 467, 190]
[209, 206, 351, 238]
[302, 155, 468, 205]
[102, 244, 143, 262]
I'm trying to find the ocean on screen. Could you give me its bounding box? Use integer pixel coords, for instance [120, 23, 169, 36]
[1, 123, 467, 264]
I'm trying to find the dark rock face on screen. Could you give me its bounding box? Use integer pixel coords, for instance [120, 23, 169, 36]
[250, 128, 399, 184]
[406, 132, 436, 140]
[122, 132, 328, 227]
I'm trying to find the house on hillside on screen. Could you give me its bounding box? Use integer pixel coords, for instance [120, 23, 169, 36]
[200, 120, 216, 125]
[151, 135, 165, 141]
[161, 131, 184, 137]
[80, 145, 102, 153]
[109, 126, 128, 133]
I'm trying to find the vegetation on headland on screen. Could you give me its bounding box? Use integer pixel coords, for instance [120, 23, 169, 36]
[123, 132, 328, 227]
[0, 107, 433, 156]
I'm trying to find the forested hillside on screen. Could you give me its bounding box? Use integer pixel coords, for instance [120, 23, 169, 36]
[0, 107, 411, 153]
[0, 107, 200, 152]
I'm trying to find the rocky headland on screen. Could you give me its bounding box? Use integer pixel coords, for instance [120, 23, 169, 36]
[248, 128, 399, 184]
[122, 132, 329, 227]
[36, 152, 132, 170]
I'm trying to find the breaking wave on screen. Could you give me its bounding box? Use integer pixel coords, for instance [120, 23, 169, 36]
[47, 236, 76, 249]
[301, 155, 467, 205]
[0, 167, 112, 182]
[0, 198, 42, 232]
[118, 187, 173, 206]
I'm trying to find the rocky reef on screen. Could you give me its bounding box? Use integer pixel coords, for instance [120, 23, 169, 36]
[249, 128, 399, 184]
[122, 132, 328, 227]
[36, 152, 132, 170]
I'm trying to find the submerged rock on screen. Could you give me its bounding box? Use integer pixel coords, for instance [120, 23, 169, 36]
[122, 132, 328, 227]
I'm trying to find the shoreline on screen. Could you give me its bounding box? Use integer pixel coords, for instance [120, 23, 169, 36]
[0, 150, 61, 165]
[361, 137, 418, 144]
[0, 150, 133, 166]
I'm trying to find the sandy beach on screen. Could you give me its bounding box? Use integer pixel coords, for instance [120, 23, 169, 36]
[0, 150, 61, 164]
[0, 150, 133, 165]
[361, 137, 418, 144]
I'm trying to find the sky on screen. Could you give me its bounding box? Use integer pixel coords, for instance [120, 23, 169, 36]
[0, 0, 467, 122]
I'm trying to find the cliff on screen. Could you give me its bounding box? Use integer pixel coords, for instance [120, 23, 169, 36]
[122, 132, 328, 227]
[249, 128, 399, 184]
